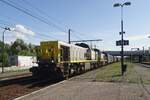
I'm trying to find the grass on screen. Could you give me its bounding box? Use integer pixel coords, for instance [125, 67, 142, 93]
[96, 62, 150, 84]
[94, 62, 150, 84]
[124, 63, 139, 83]
[95, 62, 122, 82]
[125, 63, 150, 85]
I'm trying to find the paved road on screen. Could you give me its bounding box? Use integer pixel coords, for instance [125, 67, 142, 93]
[16, 64, 150, 100]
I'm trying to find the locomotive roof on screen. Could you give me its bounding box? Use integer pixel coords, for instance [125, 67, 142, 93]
[75, 43, 89, 48]
[41, 40, 70, 46]
[41, 40, 87, 49]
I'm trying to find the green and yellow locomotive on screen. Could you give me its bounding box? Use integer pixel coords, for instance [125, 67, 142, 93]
[30, 41, 109, 79]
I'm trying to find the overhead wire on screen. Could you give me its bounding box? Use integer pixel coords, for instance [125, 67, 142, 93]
[0, 25, 53, 44]
[0, 0, 88, 42]
[71, 29, 89, 40]
[0, 0, 67, 33]
[73, 29, 103, 45]
[0, 25, 5, 29]
[9, 0, 67, 34]
[22, 0, 69, 30]
[0, 22, 56, 42]
[21, 0, 84, 40]
[7, 0, 53, 25]
[6, 0, 69, 41]
[0, 15, 57, 40]
[0, 13, 58, 40]
[0, 19, 15, 27]
[70, 30, 83, 40]
[35, 32, 58, 40]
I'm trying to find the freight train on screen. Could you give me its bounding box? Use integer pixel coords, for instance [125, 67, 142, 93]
[30, 41, 119, 79]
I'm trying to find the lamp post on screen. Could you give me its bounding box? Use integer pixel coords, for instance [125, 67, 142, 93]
[68, 29, 71, 44]
[148, 36, 150, 62]
[1, 27, 11, 73]
[113, 2, 131, 76]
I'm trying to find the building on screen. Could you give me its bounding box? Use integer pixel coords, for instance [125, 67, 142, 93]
[9, 55, 37, 67]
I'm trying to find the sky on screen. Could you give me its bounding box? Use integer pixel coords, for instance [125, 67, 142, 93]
[0, 0, 150, 51]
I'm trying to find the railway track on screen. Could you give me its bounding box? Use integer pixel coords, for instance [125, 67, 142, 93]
[0, 63, 107, 100]
[2, 63, 148, 100]
[0, 73, 32, 81]
[0, 73, 61, 100]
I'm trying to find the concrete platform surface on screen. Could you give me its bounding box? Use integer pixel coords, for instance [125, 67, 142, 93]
[15, 80, 150, 100]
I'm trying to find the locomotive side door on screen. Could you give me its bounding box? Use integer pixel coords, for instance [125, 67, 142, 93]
[60, 45, 70, 77]
[60, 45, 70, 62]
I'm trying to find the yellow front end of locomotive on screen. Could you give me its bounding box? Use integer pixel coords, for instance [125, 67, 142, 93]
[40, 41, 59, 63]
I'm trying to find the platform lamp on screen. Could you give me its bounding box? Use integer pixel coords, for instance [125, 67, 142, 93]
[113, 2, 131, 76]
[1, 27, 11, 73]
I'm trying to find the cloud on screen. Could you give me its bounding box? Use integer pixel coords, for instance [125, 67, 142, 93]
[127, 34, 150, 41]
[10, 24, 35, 39]
[15, 32, 26, 39]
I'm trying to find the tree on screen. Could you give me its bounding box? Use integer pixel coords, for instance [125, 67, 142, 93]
[10, 39, 27, 55]
[0, 39, 37, 67]
[10, 39, 36, 56]
[0, 41, 9, 67]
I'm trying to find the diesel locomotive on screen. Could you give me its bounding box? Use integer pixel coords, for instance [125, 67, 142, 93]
[30, 41, 118, 79]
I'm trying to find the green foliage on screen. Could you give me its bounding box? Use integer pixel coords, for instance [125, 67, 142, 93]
[0, 52, 9, 67]
[10, 39, 36, 56]
[0, 41, 10, 67]
[18, 50, 36, 56]
[11, 39, 28, 55]
[3, 52, 9, 67]
[0, 39, 37, 67]
[94, 62, 136, 82]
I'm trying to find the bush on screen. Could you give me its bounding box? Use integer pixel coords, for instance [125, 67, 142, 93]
[0, 52, 9, 67]
[18, 50, 36, 56]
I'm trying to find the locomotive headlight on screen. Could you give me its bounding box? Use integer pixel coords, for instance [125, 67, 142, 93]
[50, 57, 55, 63]
[51, 59, 54, 63]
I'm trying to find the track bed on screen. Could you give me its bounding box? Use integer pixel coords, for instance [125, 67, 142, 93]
[0, 73, 60, 100]
[0, 63, 114, 100]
